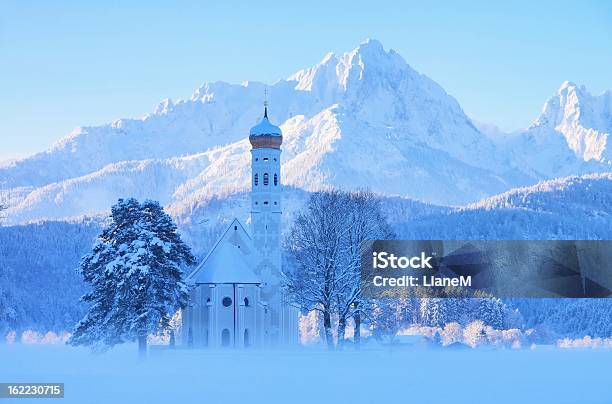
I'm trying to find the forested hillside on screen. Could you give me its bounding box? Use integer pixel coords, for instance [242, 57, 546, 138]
[0, 220, 100, 335]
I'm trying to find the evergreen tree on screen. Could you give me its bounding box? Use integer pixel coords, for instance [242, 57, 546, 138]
[444, 298, 460, 324]
[419, 298, 431, 325]
[370, 298, 409, 346]
[68, 198, 195, 356]
[0, 200, 6, 222]
[477, 298, 504, 329]
[429, 298, 448, 327]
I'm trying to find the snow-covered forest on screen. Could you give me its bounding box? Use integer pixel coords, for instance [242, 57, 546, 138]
[2, 178, 612, 346]
[0, 220, 100, 337]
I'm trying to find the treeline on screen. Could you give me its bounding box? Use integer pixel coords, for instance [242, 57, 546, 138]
[0, 220, 101, 336]
[0, 217, 223, 338]
[510, 299, 612, 339]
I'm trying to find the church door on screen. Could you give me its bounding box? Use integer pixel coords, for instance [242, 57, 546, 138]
[221, 329, 231, 347]
[244, 329, 250, 348]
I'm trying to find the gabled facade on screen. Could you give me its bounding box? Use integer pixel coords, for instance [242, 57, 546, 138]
[182, 219, 269, 348]
[181, 106, 299, 349]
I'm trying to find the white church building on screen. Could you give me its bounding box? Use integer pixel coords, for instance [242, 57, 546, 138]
[181, 105, 299, 348]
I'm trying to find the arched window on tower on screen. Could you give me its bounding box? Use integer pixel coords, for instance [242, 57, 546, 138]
[274, 173, 278, 186]
[254, 173, 258, 186]
[263, 173, 269, 186]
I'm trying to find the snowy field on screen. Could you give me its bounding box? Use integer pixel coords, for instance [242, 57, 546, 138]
[1, 344, 612, 404]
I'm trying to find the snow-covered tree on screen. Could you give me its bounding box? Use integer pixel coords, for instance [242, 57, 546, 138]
[0, 196, 7, 223]
[420, 298, 448, 327]
[441, 322, 463, 346]
[464, 320, 487, 348]
[68, 198, 195, 356]
[477, 298, 504, 329]
[284, 190, 392, 350]
[284, 191, 348, 350]
[369, 298, 410, 346]
[335, 190, 393, 350]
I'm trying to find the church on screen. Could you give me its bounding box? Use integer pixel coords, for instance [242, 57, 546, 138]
[180, 105, 299, 348]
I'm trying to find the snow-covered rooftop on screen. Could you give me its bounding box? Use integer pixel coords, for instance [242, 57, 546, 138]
[186, 218, 261, 285]
[191, 241, 260, 284]
[249, 112, 282, 137]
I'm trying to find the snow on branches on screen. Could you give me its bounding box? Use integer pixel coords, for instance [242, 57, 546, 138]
[68, 198, 195, 354]
[284, 190, 393, 350]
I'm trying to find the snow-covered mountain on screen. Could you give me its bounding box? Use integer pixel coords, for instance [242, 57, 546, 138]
[501, 82, 612, 178]
[397, 172, 612, 240]
[471, 120, 511, 143]
[0, 40, 610, 224]
[0, 39, 522, 223]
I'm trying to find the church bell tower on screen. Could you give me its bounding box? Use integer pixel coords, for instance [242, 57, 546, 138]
[249, 102, 284, 345]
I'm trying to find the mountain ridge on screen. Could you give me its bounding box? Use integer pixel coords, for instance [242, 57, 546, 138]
[1, 39, 610, 224]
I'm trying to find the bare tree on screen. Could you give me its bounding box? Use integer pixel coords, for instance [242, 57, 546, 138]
[284, 191, 349, 350]
[284, 190, 393, 350]
[335, 190, 393, 350]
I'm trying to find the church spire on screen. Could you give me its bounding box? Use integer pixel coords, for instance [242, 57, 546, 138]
[264, 88, 269, 119]
[249, 93, 282, 149]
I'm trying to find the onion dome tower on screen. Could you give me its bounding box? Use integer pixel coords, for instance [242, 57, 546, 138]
[249, 102, 284, 345]
[249, 105, 283, 149]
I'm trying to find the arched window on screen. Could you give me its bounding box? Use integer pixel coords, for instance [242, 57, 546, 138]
[221, 329, 230, 347]
[244, 329, 250, 348]
[244, 297, 250, 307]
[254, 173, 258, 186]
[274, 173, 278, 186]
[263, 173, 269, 186]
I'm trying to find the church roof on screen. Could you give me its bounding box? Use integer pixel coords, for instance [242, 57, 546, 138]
[193, 242, 261, 284]
[250, 116, 282, 136]
[249, 108, 283, 149]
[186, 219, 261, 285]
[249, 107, 282, 137]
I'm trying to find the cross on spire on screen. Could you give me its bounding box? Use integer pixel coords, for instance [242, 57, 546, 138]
[264, 87, 268, 118]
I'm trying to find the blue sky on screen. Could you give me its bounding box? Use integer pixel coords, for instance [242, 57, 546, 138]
[1, 0, 611, 161]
